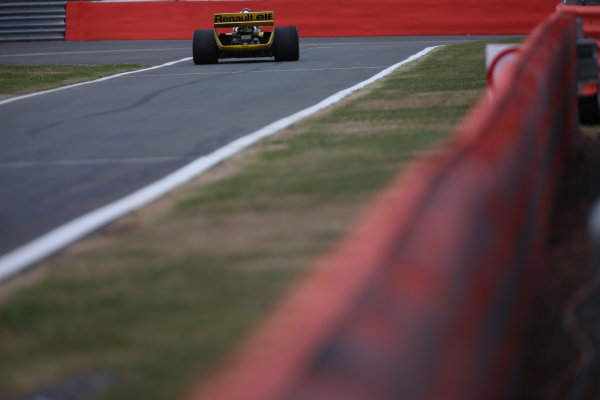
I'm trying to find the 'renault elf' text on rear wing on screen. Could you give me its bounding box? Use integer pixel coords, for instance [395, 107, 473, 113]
[213, 11, 275, 28]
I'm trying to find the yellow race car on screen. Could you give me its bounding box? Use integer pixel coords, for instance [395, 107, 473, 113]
[192, 8, 299, 64]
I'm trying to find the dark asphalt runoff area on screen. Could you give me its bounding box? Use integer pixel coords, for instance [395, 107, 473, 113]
[0, 36, 514, 256]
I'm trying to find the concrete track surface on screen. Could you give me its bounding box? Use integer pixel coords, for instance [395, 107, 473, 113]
[0, 36, 509, 260]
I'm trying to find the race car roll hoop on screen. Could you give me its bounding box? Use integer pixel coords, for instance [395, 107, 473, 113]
[192, 9, 300, 64]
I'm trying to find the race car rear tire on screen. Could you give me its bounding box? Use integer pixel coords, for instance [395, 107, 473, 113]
[193, 30, 218, 65]
[273, 26, 299, 62]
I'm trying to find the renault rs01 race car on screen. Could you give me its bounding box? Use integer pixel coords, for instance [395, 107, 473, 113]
[192, 9, 299, 64]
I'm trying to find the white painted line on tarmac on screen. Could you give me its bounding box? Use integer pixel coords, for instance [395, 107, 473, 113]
[0, 46, 440, 282]
[0, 48, 190, 58]
[301, 40, 476, 46]
[0, 156, 188, 169]
[0, 57, 192, 107]
[130, 65, 392, 78]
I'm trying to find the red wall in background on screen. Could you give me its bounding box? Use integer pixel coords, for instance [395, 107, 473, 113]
[66, 0, 558, 41]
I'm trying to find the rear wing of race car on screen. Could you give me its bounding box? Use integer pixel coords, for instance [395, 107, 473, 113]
[213, 11, 275, 29]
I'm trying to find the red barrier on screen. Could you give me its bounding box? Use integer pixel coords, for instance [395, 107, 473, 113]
[557, 3, 600, 40]
[66, 0, 557, 40]
[185, 10, 577, 400]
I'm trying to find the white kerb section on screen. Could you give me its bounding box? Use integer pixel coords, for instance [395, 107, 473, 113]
[486, 44, 520, 90]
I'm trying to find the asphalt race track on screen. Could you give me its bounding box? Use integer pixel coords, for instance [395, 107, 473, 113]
[0, 36, 512, 259]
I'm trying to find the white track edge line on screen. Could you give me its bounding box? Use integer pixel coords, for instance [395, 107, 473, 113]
[0, 46, 439, 282]
[0, 57, 193, 107]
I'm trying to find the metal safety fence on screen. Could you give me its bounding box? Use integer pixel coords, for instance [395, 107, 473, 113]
[0, 1, 66, 41]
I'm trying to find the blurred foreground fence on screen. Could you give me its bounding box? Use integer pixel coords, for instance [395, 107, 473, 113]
[0, 1, 65, 41]
[186, 11, 578, 400]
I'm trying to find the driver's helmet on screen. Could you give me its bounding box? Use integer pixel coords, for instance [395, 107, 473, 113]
[235, 8, 260, 34]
